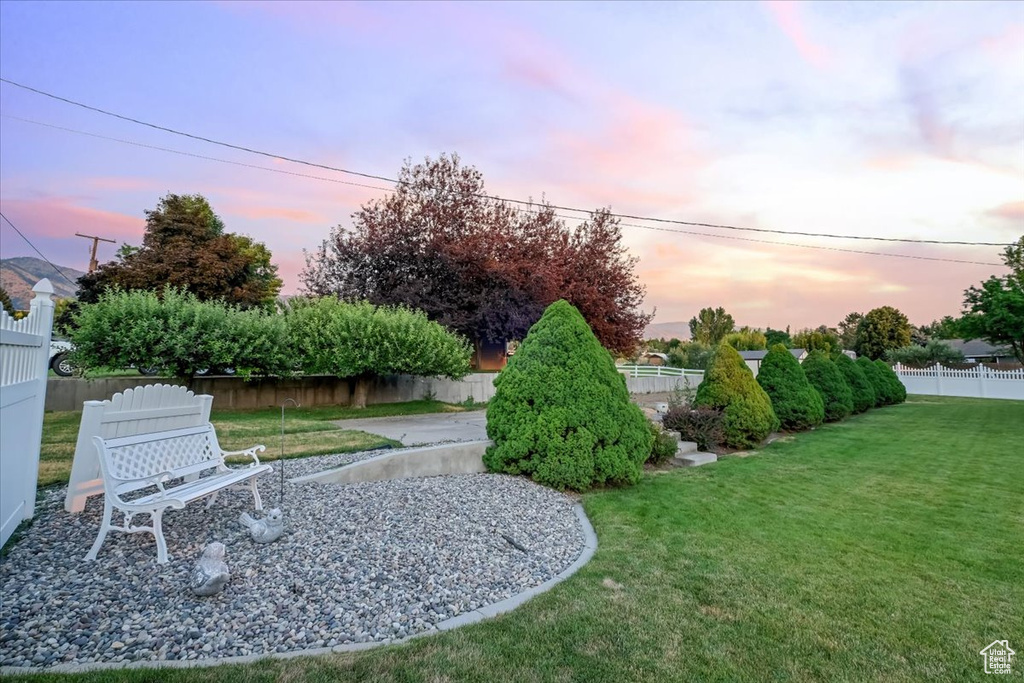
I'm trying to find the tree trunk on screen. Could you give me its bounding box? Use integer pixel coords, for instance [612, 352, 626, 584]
[351, 375, 371, 409]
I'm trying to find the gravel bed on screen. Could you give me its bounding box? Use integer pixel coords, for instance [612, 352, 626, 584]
[0, 450, 584, 668]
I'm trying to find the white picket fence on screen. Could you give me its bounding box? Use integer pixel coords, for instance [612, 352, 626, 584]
[617, 364, 703, 379]
[0, 279, 55, 548]
[893, 363, 1024, 401]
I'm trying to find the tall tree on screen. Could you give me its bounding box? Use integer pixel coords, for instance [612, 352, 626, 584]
[792, 326, 841, 353]
[854, 306, 912, 360]
[688, 306, 735, 345]
[837, 312, 863, 350]
[959, 235, 1024, 363]
[77, 194, 282, 309]
[723, 326, 767, 351]
[302, 154, 651, 355]
[764, 326, 792, 348]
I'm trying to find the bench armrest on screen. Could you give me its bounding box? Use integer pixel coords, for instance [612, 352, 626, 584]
[221, 444, 267, 467]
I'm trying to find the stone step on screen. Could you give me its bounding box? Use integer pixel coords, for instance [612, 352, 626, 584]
[675, 440, 698, 455]
[673, 452, 717, 467]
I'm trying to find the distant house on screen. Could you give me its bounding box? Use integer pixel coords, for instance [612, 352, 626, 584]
[945, 339, 1016, 365]
[639, 352, 669, 366]
[739, 348, 807, 377]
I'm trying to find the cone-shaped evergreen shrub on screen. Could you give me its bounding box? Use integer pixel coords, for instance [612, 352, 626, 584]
[693, 344, 779, 448]
[484, 300, 653, 491]
[834, 353, 875, 413]
[874, 359, 907, 404]
[756, 344, 824, 431]
[802, 351, 854, 422]
[857, 356, 889, 406]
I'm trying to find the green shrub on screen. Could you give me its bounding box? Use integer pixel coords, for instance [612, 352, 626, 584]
[857, 356, 889, 407]
[756, 344, 825, 431]
[885, 340, 966, 366]
[647, 422, 679, 465]
[662, 406, 725, 452]
[802, 351, 854, 422]
[874, 359, 908, 404]
[69, 287, 294, 381]
[693, 345, 779, 448]
[484, 300, 652, 491]
[833, 353, 876, 413]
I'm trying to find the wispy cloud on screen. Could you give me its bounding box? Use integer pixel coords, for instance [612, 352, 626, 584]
[762, 1, 831, 68]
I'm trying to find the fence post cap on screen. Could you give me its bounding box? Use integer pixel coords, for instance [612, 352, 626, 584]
[31, 279, 55, 296]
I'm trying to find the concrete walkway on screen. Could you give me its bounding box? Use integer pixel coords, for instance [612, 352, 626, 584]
[334, 410, 488, 445]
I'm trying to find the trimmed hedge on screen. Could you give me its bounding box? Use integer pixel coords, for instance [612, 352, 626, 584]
[802, 351, 854, 422]
[756, 344, 825, 431]
[874, 359, 908, 404]
[483, 300, 652, 491]
[693, 344, 779, 449]
[834, 353, 876, 413]
[857, 356, 889, 407]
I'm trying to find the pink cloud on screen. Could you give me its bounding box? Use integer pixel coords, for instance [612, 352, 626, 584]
[986, 201, 1024, 226]
[223, 205, 326, 224]
[763, 1, 831, 68]
[0, 197, 144, 242]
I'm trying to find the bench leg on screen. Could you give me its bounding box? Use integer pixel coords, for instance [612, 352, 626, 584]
[205, 491, 220, 509]
[85, 498, 113, 561]
[250, 478, 264, 511]
[152, 509, 170, 564]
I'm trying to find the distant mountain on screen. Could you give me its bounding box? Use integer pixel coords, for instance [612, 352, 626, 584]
[644, 321, 691, 341]
[0, 257, 84, 310]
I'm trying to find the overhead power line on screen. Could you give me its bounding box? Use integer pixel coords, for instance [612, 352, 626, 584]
[0, 211, 78, 285]
[1, 77, 1014, 248]
[3, 114, 1003, 268]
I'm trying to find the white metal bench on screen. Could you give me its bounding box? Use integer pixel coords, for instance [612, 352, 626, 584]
[86, 423, 271, 564]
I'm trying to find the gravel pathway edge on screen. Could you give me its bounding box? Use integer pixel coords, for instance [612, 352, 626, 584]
[0, 505, 597, 676]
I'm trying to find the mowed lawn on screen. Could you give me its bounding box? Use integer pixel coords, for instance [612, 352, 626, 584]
[12, 396, 1024, 682]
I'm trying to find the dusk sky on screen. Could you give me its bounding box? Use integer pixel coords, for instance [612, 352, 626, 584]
[1, 1, 1021, 332]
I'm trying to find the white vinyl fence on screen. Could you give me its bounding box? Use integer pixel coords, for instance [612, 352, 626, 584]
[0, 279, 55, 548]
[617, 364, 703, 379]
[893, 363, 1024, 401]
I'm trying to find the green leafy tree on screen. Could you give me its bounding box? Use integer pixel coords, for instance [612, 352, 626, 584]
[289, 297, 471, 409]
[958, 236, 1024, 363]
[834, 354, 875, 413]
[765, 327, 792, 348]
[77, 193, 282, 309]
[693, 344, 779, 448]
[688, 307, 735, 346]
[723, 326, 767, 351]
[856, 357, 888, 407]
[918, 315, 964, 340]
[874, 359, 907, 404]
[0, 286, 16, 317]
[792, 327, 841, 353]
[802, 351, 854, 422]
[837, 312, 863, 350]
[885, 341, 966, 366]
[483, 300, 652, 491]
[854, 306, 912, 360]
[756, 344, 824, 431]
[68, 287, 293, 382]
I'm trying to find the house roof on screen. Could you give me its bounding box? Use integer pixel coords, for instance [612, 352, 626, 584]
[738, 348, 806, 361]
[643, 352, 669, 361]
[945, 339, 1013, 358]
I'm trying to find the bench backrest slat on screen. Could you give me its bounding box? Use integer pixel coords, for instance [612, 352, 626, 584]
[95, 424, 223, 492]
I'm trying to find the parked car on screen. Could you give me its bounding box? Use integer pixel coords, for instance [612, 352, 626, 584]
[48, 339, 160, 377]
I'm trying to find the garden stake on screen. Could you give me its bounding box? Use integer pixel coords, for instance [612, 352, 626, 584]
[280, 398, 299, 508]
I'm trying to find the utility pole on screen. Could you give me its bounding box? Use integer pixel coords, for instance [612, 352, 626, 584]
[75, 233, 116, 273]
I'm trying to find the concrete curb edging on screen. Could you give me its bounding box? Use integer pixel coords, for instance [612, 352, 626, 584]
[0, 504, 597, 676]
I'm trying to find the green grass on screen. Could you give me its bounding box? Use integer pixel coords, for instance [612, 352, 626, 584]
[37, 400, 481, 488]
[14, 396, 1024, 681]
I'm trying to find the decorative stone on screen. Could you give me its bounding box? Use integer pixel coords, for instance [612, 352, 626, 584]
[189, 543, 230, 596]
[238, 508, 285, 544]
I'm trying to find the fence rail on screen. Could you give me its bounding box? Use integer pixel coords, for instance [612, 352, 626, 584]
[1, 279, 55, 548]
[893, 362, 1024, 401]
[617, 365, 703, 378]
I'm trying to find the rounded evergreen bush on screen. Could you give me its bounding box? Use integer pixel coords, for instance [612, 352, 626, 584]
[802, 350, 854, 422]
[874, 359, 907, 404]
[693, 344, 779, 449]
[483, 300, 653, 491]
[756, 344, 825, 431]
[856, 356, 889, 406]
[834, 353, 876, 413]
